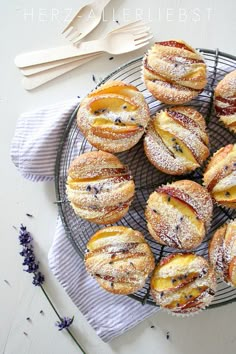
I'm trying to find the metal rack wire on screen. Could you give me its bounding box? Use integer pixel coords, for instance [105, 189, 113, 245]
[55, 49, 236, 308]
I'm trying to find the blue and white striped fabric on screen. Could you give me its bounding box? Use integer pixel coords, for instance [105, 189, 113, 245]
[11, 99, 158, 342]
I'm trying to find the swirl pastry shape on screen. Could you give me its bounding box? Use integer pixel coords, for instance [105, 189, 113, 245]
[77, 80, 150, 153]
[144, 106, 209, 175]
[145, 180, 213, 250]
[214, 70, 236, 133]
[151, 253, 216, 314]
[66, 151, 135, 224]
[85, 226, 155, 294]
[203, 144, 236, 209]
[142, 40, 207, 104]
[209, 220, 236, 287]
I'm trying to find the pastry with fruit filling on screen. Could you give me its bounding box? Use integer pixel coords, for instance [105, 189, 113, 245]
[209, 220, 236, 287]
[144, 106, 209, 175]
[145, 180, 213, 249]
[203, 144, 236, 209]
[66, 151, 135, 224]
[77, 80, 150, 153]
[214, 70, 236, 133]
[85, 226, 155, 294]
[151, 253, 216, 314]
[142, 40, 207, 104]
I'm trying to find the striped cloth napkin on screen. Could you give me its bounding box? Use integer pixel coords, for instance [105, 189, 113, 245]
[11, 99, 158, 342]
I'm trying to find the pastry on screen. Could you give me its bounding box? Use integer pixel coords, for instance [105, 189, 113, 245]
[85, 226, 155, 294]
[209, 220, 236, 287]
[214, 70, 236, 133]
[144, 106, 209, 175]
[77, 80, 150, 153]
[66, 151, 135, 224]
[142, 40, 207, 104]
[203, 144, 236, 208]
[145, 180, 213, 249]
[151, 253, 216, 314]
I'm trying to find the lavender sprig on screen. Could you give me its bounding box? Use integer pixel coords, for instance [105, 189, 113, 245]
[56, 316, 74, 331]
[18, 225, 86, 354]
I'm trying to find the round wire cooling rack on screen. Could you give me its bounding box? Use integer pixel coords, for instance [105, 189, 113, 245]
[55, 49, 236, 308]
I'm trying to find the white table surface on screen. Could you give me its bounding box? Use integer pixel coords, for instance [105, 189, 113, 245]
[1, 0, 236, 353]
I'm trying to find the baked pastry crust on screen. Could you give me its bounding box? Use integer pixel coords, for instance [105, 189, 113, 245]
[144, 106, 209, 175]
[151, 253, 216, 314]
[214, 70, 236, 133]
[77, 80, 150, 153]
[85, 226, 155, 294]
[142, 40, 207, 104]
[209, 220, 236, 287]
[66, 151, 135, 224]
[145, 180, 213, 250]
[203, 144, 236, 208]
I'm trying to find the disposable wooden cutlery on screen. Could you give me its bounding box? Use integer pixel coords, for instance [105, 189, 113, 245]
[20, 21, 147, 76]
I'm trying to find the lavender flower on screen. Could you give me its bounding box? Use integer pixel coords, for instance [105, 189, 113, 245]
[55, 316, 74, 331]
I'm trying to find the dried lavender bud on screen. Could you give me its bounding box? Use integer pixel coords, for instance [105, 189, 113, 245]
[77, 95, 80, 99]
[151, 325, 155, 329]
[20, 246, 34, 258]
[24, 262, 39, 273]
[92, 74, 96, 83]
[152, 209, 157, 213]
[166, 331, 170, 340]
[167, 196, 171, 202]
[123, 105, 127, 109]
[32, 272, 45, 286]
[109, 57, 114, 60]
[12, 225, 17, 230]
[22, 254, 36, 266]
[93, 187, 99, 194]
[86, 185, 91, 192]
[55, 316, 74, 331]
[115, 117, 122, 124]
[171, 278, 177, 283]
[115, 19, 120, 24]
[160, 291, 164, 297]
[26, 317, 31, 322]
[40, 310, 44, 315]
[173, 142, 183, 153]
[26, 213, 33, 218]
[180, 216, 184, 221]
[130, 117, 135, 121]
[111, 282, 114, 288]
[23, 332, 28, 336]
[109, 261, 113, 265]
[138, 124, 143, 128]
[176, 225, 179, 231]
[4, 279, 10, 285]
[19, 225, 32, 245]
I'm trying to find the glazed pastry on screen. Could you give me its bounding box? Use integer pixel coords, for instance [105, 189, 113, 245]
[77, 80, 150, 153]
[144, 106, 209, 175]
[203, 144, 236, 208]
[66, 151, 135, 224]
[145, 180, 213, 250]
[151, 253, 216, 314]
[209, 220, 236, 287]
[85, 226, 155, 294]
[214, 70, 236, 133]
[142, 40, 207, 104]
